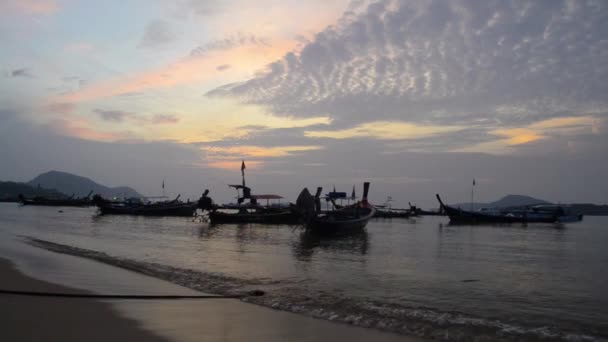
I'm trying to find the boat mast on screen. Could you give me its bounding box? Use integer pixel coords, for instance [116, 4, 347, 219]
[470, 178, 475, 212]
[241, 160, 246, 188]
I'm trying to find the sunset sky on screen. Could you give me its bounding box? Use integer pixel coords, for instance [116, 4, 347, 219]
[1, 0, 607, 207]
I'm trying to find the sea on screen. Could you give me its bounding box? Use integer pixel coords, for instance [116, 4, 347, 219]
[0, 203, 606, 341]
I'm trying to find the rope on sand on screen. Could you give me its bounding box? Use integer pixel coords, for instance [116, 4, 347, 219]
[0, 289, 265, 299]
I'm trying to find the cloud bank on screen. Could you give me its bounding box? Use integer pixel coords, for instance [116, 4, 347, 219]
[208, 0, 608, 129]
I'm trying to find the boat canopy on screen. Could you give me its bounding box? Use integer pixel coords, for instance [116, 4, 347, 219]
[325, 191, 347, 199]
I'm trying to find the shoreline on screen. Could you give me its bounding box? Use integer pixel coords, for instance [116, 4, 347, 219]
[1, 241, 424, 341]
[0, 257, 168, 342]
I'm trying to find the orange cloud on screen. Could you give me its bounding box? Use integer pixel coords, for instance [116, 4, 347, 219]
[48, 118, 129, 141]
[203, 145, 322, 158]
[492, 128, 544, 145]
[207, 160, 264, 171]
[53, 39, 300, 104]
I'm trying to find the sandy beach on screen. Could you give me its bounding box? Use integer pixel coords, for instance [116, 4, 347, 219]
[0, 244, 423, 342]
[0, 257, 167, 342]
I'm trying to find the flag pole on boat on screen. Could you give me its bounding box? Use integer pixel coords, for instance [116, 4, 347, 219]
[470, 178, 475, 212]
[241, 160, 246, 188]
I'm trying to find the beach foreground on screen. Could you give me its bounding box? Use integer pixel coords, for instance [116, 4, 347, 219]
[0, 251, 422, 342]
[0, 258, 167, 342]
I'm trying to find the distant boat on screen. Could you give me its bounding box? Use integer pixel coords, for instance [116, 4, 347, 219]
[19, 191, 93, 207]
[373, 208, 411, 218]
[408, 202, 444, 216]
[373, 197, 411, 218]
[93, 194, 198, 217]
[436, 194, 582, 224]
[297, 182, 376, 234]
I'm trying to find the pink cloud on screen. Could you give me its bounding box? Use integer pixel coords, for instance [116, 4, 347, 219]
[52, 38, 301, 104]
[47, 118, 130, 142]
[3, 0, 58, 15]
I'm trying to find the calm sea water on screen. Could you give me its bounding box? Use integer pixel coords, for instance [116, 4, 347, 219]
[1, 203, 606, 340]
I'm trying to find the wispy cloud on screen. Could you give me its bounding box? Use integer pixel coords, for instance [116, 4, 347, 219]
[94, 109, 134, 122]
[149, 114, 180, 124]
[94, 109, 179, 125]
[190, 33, 270, 56]
[10, 68, 33, 78]
[139, 19, 176, 48]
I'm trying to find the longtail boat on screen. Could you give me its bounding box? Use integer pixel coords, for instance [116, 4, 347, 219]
[93, 194, 198, 217]
[436, 194, 582, 224]
[19, 191, 93, 207]
[297, 182, 376, 234]
[197, 161, 300, 224]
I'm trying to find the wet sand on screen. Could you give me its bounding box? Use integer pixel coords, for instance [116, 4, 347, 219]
[0, 252, 424, 342]
[0, 257, 167, 342]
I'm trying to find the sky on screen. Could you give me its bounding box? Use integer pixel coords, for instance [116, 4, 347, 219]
[1, 0, 607, 207]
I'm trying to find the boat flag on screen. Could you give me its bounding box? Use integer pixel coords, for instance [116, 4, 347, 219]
[473, 178, 476, 186]
[162, 179, 165, 189]
[241, 160, 246, 174]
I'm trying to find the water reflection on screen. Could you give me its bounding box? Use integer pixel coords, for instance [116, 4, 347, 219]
[292, 229, 369, 261]
[196, 224, 222, 239]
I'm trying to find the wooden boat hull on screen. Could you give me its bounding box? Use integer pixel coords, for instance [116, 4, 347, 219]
[20, 199, 91, 207]
[307, 206, 376, 234]
[209, 210, 300, 224]
[373, 209, 411, 218]
[97, 204, 197, 217]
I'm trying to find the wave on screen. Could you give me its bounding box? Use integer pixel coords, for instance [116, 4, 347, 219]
[25, 237, 602, 342]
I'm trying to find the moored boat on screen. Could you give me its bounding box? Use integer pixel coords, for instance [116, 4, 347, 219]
[19, 191, 93, 207]
[408, 202, 444, 216]
[197, 161, 300, 224]
[297, 182, 376, 234]
[93, 194, 198, 217]
[436, 194, 583, 224]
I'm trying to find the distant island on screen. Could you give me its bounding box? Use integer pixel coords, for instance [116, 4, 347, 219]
[451, 194, 608, 216]
[0, 170, 141, 201]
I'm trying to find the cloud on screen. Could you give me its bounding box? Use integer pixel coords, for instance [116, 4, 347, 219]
[149, 114, 180, 124]
[94, 109, 179, 125]
[94, 109, 134, 122]
[216, 64, 231, 71]
[47, 119, 131, 141]
[46, 102, 75, 114]
[64, 42, 93, 53]
[139, 19, 176, 48]
[11, 68, 33, 78]
[207, 0, 608, 132]
[1, 0, 58, 15]
[190, 33, 270, 56]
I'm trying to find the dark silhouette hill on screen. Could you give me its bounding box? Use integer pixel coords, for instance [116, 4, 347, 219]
[489, 195, 551, 208]
[28, 171, 141, 199]
[452, 194, 550, 211]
